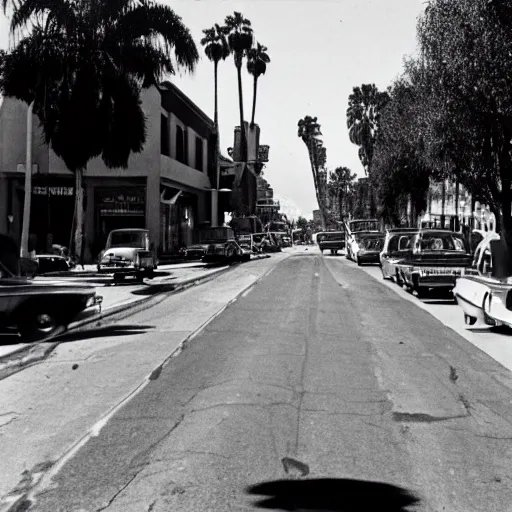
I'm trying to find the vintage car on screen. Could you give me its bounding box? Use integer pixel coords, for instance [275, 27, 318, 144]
[395, 229, 472, 297]
[316, 230, 345, 255]
[253, 232, 282, 253]
[35, 254, 71, 274]
[202, 227, 249, 263]
[0, 235, 102, 342]
[452, 231, 512, 326]
[344, 219, 381, 262]
[347, 231, 385, 265]
[380, 228, 420, 281]
[97, 228, 158, 281]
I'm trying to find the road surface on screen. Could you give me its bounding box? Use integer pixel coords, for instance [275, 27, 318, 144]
[2, 248, 512, 512]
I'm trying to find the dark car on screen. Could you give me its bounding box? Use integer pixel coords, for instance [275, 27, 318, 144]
[202, 227, 249, 263]
[316, 231, 345, 255]
[396, 229, 473, 297]
[35, 255, 71, 274]
[0, 235, 102, 341]
[380, 228, 420, 282]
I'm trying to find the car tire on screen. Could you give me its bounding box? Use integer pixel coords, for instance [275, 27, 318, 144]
[145, 268, 154, 279]
[18, 309, 64, 342]
[357, 256, 362, 266]
[334, 250, 338, 255]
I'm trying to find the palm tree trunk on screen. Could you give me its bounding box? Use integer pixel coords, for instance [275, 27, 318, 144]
[306, 140, 326, 230]
[74, 169, 84, 265]
[236, 63, 246, 163]
[251, 75, 258, 127]
[441, 179, 446, 228]
[454, 179, 460, 232]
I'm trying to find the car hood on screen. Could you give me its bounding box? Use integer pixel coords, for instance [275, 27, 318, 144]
[101, 248, 140, 260]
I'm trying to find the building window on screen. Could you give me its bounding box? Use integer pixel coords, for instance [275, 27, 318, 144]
[195, 136, 203, 172]
[161, 115, 170, 156]
[176, 126, 184, 163]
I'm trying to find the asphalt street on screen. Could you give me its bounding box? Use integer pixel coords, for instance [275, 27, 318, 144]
[3, 248, 512, 512]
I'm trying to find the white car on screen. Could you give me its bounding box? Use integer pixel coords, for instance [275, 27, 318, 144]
[453, 231, 512, 327]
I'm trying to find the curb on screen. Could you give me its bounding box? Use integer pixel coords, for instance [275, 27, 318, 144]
[0, 265, 233, 381]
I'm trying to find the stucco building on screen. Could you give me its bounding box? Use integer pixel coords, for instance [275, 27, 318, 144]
[0, 82, 220, 261]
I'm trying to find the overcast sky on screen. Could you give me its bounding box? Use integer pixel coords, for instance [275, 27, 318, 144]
[0, 0, 425, 220]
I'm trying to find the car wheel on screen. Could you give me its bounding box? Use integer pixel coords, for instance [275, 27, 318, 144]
[18, 310, 64, 342]
[330, 250, 334, 255]
[145, 268, 154, 279]
[357, 256, 362, 266]
[464, 313, 477, 326]
[334, 250, 338, 255]
[415, 287, 427, 299]
[114, 273, 126, 283]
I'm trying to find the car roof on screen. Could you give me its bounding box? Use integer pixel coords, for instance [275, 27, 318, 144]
[109, 228, 148, 233]
[419, 229, 461, 236]
[37, 254, 66, 259]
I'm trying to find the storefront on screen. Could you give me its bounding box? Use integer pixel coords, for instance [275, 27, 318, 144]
[93, 187, 146, 257]
[159, 186, 197, 254]
[13, 176, 75, 253]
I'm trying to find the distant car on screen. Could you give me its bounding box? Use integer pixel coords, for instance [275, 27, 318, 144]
[183, 244, 208, 260]
[201, 227, 248, 263]
[316, 231, 345, 255]
[396, 229, 473, 297]
[97, 228, 158, 281]
[347, 231, 385, 265]
[0, 235, 102, 342]
[380, 228, 419, 282]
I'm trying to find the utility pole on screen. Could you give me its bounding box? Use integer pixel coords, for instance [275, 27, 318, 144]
[20, 101, 34, 257]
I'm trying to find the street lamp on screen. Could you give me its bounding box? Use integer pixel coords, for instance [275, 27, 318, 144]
[205, 187, 232, 227]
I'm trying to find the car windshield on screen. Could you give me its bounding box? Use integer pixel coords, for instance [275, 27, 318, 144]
[318, 232, 344, 241]
[419, 233, 468, 252]
[199, 228, 231, 243]
[358, 234, 384, 250]
[349, 220, 379, 232]
[108, 231, 147, 248]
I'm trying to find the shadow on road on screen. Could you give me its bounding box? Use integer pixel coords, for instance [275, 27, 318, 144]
[131, 282, 180, 296]
[57, 324, 155, 342]
[246, 478, 421, 511]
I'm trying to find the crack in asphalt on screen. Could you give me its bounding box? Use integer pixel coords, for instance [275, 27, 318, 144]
[392, 412, 469, 423]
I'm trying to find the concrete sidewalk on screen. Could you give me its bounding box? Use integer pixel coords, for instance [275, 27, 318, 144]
[0, 263, 231, 364]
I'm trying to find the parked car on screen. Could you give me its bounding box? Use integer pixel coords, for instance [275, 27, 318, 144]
[347, 231, 385, 265]
[202, 227, 249, 263]
[395, 229, 473, 297]
[0, 234, 102, 342]
[35, 254, 71, 274]
[380, 228, 420, 282]
[344, 219, 381, 262]
[316, 230, 346, 255]
[453, 231, 510, 326]
[97, 228, 158, 281]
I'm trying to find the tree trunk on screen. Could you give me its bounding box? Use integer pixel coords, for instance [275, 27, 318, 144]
[251, 75, 258, 127]
[306, 140, 326, 230]
[440, 179, 446, 229]
[454, 180, 460, 232]
[236, 63, 247, 163]
[74, 169, 84, 266]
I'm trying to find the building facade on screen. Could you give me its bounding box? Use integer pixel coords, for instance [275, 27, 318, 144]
[0, 82, 219, 261]
[256, 175, 280, 225]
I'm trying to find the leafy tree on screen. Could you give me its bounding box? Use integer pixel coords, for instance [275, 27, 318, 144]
[224, 11, 253, 163]
[417, 0, 512, 272]
[296, 216, 308, 231]
[247, 42, 270, 127]
[346, 84, 389, 217]
[0, 0, 198, 260]
[371, 72, 431, 227]
[297, 115, 327, 229]
[201, 23, 230, 225]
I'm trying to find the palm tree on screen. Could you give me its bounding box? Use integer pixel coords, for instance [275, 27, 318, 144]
[246, 42, 270, 127]
[201, 23, 230, 226]
[0, 0, 198, 262]
[298, 115, 326, 230]
[346, 84, 389, 217]
[329, 166, 356, 219]
[224, 11, 253, 163]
